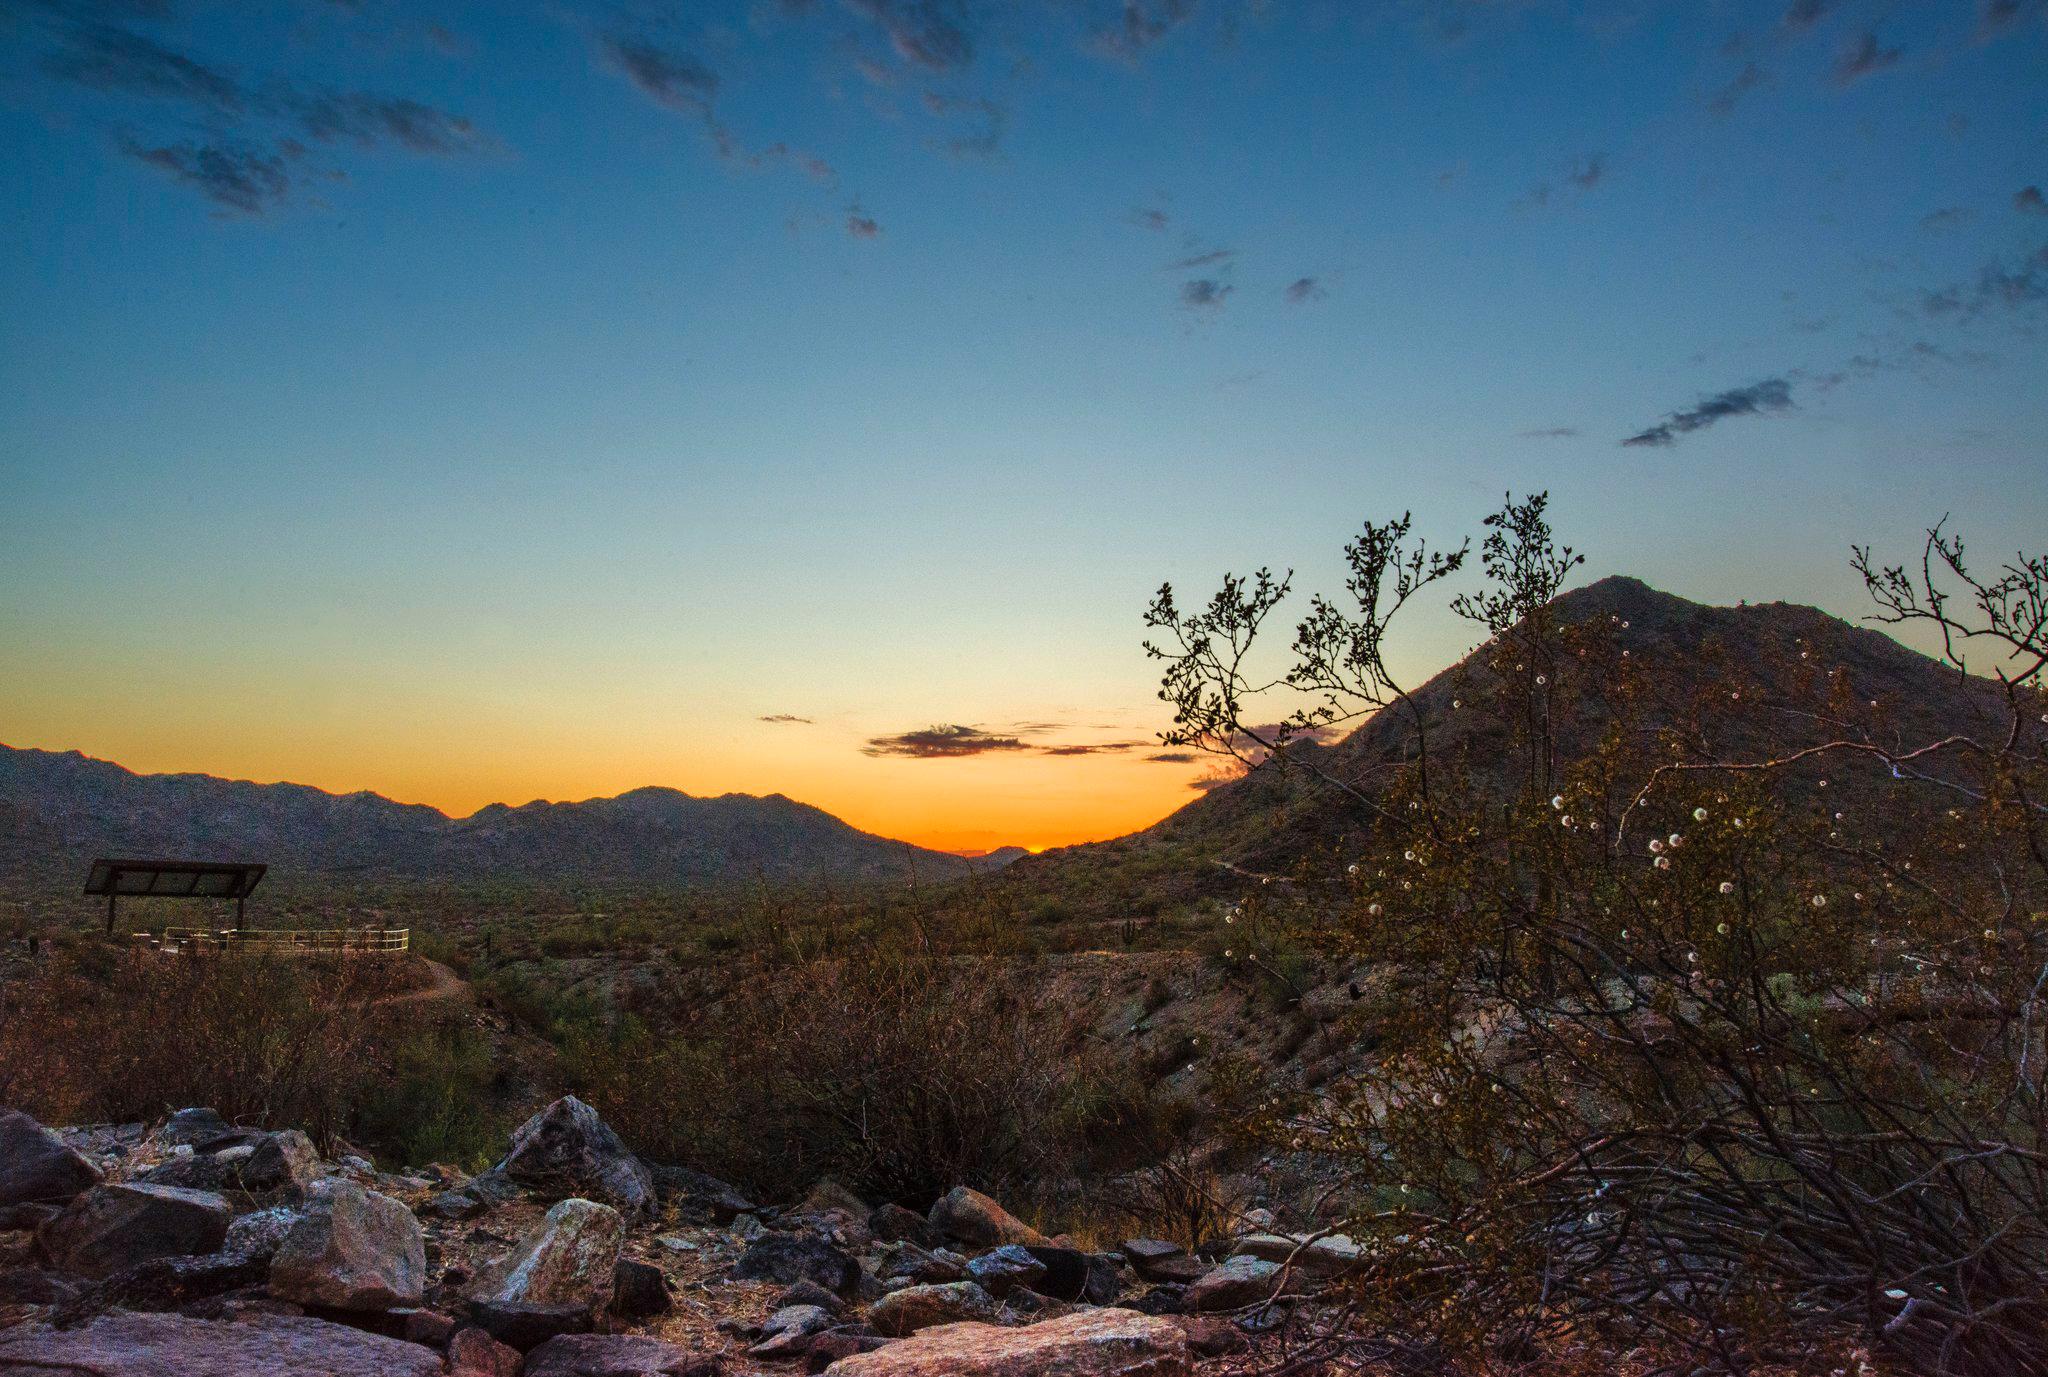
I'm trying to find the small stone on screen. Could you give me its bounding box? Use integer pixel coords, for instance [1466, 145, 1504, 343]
[965, 1244, 1045, 1296]
[611, 1257, 670, 1319]
[448, 1325, 526, 1377]
[866, 1280, 999, 1337]
[926, 1186, 1047, 1249]
[777, 1278, 843, 1313]
[868, 1203, 937, 1248]
[730, 1232, 860, 1297]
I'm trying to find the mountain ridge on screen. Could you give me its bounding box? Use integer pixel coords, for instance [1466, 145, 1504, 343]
[0, 743, 1009, 887]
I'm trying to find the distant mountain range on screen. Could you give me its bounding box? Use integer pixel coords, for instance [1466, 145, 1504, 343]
[0, 748, 1015, 889]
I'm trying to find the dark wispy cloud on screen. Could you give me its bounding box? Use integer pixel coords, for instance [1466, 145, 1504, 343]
[1168, 247, 1234, 270]
[117, 137, 289, 215]
[1920, 206, 1975, 233]
[1708, 61, 1765, 117]
[600, 34, 719, 116]
[1518, 425, 1580, 439]
[1568, 153, 1605, 191]
[1127, 205, 1170, 232]
[44, 23, 241, 111]
[1283, 276, 1327, 304]
[759, 714, 814, 724]
[2018, 186, 2047, 216]
[1189, 769, 1240, 791]
[863, 724, 1029, 758]
[844, 0, 975, 73]
[1920, 242, 2048, 320]
[846, 204, 882, 238]
[1143, 751, 1201, 764]
[1623, 378, 1795, 448]
[1180, 278, 1232, 311]
[36, 17, 489, 215]
[1091, 0, 1197, 62]
[1977, 0, 2046, 41]
[1039, 741, 1143, 756]
[1782, 0, 1836, 31]
[1834, 31, 1902, 84]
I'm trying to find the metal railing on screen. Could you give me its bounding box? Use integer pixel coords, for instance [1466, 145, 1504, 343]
[136, 927, 410, 956]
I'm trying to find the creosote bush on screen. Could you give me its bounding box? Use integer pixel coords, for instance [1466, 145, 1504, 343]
[1151, 497, 2048, 1374]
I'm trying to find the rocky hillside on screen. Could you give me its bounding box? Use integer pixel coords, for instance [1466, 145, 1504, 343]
[0, 749, 1006, 889]
[0, 1098, 1300, 1374]
[999, 574, 2008, 920]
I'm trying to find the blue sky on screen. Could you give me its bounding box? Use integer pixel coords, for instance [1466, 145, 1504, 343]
[1, 0, 2044, 850]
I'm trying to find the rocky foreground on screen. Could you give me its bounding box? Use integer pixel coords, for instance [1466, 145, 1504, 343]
[0, 1100, 1351, 1375]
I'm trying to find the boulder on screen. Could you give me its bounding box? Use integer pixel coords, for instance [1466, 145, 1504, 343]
[523, 1332, 721, 1376]
[1081, 1253, 1125, 1305]
[0, 1109, 102, 1207]
[750, 1303, 835, 1358]
[448, 1325, 525, 1377]
[875, 1241, 965, 1285]
[1174, 1315, 1248, 1357]
[0, 1265, 79, 1306]
[143, 1129, 321, 1202]
[0, 1310, 443, 1376]
[47, 1250, 267, 1327]
[965, 1244, 1045, 1297]
[804, 1331, 892, 1369]
[866, 1280, 999, 1337]
[488, 1097, 655, 1220]
[470, 1197, 623, 1318]
[926, 1186, 1047, 1249]
[1184, 1255, 1292, 1312]
[269, 1181, 427, 1312]
[867, 1203, 937, 1248]
[39, 1182, 231, 1280]
[650, 1164, 755, 1224]
[825, 1307, 1189, 1376]
[730, 1232, 861, 1297]
[1022, 1245, 1092, 1302]
[156, 1108, 232, 1148]
[1118, 1240, 1204, 1285]
[1227, 1231, 1363, 1277]
[466, 1299, 594, 1351]
[224, 1204, 303, 1263]
[611, 1257, 671, 1319]
[778, 1278, 844, 1314]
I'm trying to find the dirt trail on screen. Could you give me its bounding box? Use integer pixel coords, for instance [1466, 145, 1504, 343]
[373, 958, 467, 1007]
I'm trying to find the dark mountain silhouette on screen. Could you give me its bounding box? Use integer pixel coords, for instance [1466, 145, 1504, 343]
[998, 574, 2007, 917]
[0, 748, 1006, 887]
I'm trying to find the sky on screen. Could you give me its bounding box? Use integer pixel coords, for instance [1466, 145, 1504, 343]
[1, 0, 2045, 854]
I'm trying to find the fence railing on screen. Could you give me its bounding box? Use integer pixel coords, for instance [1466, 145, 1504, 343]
[135, 927, 410, 956]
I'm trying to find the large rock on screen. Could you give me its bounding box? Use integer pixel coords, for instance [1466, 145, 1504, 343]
[155, 1108, 232, 1148]
[269, 1181, 427, 1312]
[825, 1307, 1188, 1375]
[0, 1109, 102, 1207]
[470, 1197, 623, 1318]
[926, 1186, 1048, 1249]
[730, 1232, 861, 1296]
[650, 1165, 755, 1224]
[39, 1182, 231, 1280]
[866, 1279, 999, 1336]
[47, 1250, 268, 1327]
[465, 1300, 594, 1352]
[488, 1097, 654, 1219]
[1228, 1231, 1363, 1277]
[965, 1244, 1045, 1296]
[612, 1257, 671, 1319]
[1183, 1254, 1295, 1312]
[448, 1326, 525, 1377]
[143, 1129, 321, 1201]
[0, 1310, 442, 1376]
[868, 1203, 937, 1248]
[523, 1332, 721, 1376]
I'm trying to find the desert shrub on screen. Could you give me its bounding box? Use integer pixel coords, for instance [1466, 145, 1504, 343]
[1150, 498, 2048, 1373]
[0, 948, 401, 1140]
[353, 1020, 511, 1170]
[573, 942, 1131, 1209]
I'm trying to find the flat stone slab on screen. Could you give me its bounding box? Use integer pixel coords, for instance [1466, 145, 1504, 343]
[824, 1307, 1189, 1376]
[0, 1310, 442, 1376]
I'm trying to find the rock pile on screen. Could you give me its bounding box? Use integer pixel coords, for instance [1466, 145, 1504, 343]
[0, 1100, 1313, 1373]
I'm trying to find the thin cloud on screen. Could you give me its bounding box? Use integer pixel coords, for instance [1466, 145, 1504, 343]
[1708, 61, 1765, 117]
[2017, 186, 2047, 216]
[1168, 248, 1234, 270]
[1091, 0, 1197, 62]
[844, 0, 975, 73]
[863, 724, 1029, 758]
[1623, 378, 1795, 448]
[118, 137, 288, 215]
[43, 23, 241, 111]
[601, 35, 719, 115]
[1834, 31, 1902, 84]
[1283, 276, 1327, 304]
[759, 714, 814, 725]
[1921, 242, 2048, 320]
[1039, 741, 1143, 756]
[1920, 207, 1976, 233]
[1782, 0, 1836, 31]
[922, 91, 1006, 160]
[1180, 278, 1232, 310]
[1127, 206, 1170, 232]
[846, 204, 882, 238]
[1144, 751, 1201, 764]
[1568, 153, 1605, 191]
[1519, 426, 1580, 439]
[281, 91, 483, 156]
